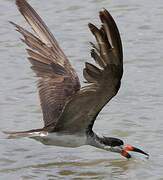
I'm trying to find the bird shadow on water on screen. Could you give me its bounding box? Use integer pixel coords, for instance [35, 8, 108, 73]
[0, 156, 138, 179]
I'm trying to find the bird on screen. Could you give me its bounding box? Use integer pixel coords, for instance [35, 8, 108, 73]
[4, 0, 149, 159]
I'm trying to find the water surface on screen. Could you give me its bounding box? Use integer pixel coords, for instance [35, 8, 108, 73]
[0, 0, 163, 179]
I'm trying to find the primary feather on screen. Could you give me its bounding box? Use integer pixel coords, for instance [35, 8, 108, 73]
[13, 0, 80, 130]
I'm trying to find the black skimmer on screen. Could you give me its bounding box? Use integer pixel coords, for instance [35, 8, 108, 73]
[4, 0, 149, 159]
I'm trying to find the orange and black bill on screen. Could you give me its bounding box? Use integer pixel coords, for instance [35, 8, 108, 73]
[121, 144, 149, 159]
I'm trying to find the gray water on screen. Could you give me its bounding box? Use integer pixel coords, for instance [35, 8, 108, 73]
[0, 0, 163, 179]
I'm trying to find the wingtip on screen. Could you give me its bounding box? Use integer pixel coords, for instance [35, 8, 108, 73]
[16, 0, 29, 11]
[88, 23, 99, 34]
[88, 23, 94, 32]
[99, 8, 107, 14]
[16, 0, 22, 7]
[9, 21, 15, 25]
[16, 0, 26, 5]
[88, 23, 93, 29]
[9, 21, 17, 27]
[99, 8, 112, 23]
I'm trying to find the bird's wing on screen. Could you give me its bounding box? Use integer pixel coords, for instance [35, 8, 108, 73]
[14, 0, 80, 130]
[54, 9, 123, 133]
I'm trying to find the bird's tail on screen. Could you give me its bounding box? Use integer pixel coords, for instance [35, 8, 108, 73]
[3, 129, 44, 139]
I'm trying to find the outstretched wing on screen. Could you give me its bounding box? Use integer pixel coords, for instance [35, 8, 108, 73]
[14, 0, 80, 130]
[54, 9, 123, 133]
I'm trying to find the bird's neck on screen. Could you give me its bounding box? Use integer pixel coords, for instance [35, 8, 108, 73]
[86, 130, 109, 151]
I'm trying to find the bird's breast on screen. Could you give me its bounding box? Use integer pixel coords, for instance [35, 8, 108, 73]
[30, 132, 87, 147]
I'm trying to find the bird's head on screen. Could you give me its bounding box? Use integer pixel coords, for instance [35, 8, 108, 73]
[102, 137, 149, 159]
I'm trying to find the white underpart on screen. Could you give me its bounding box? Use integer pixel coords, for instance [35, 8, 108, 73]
[29, 132, 87, 147]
